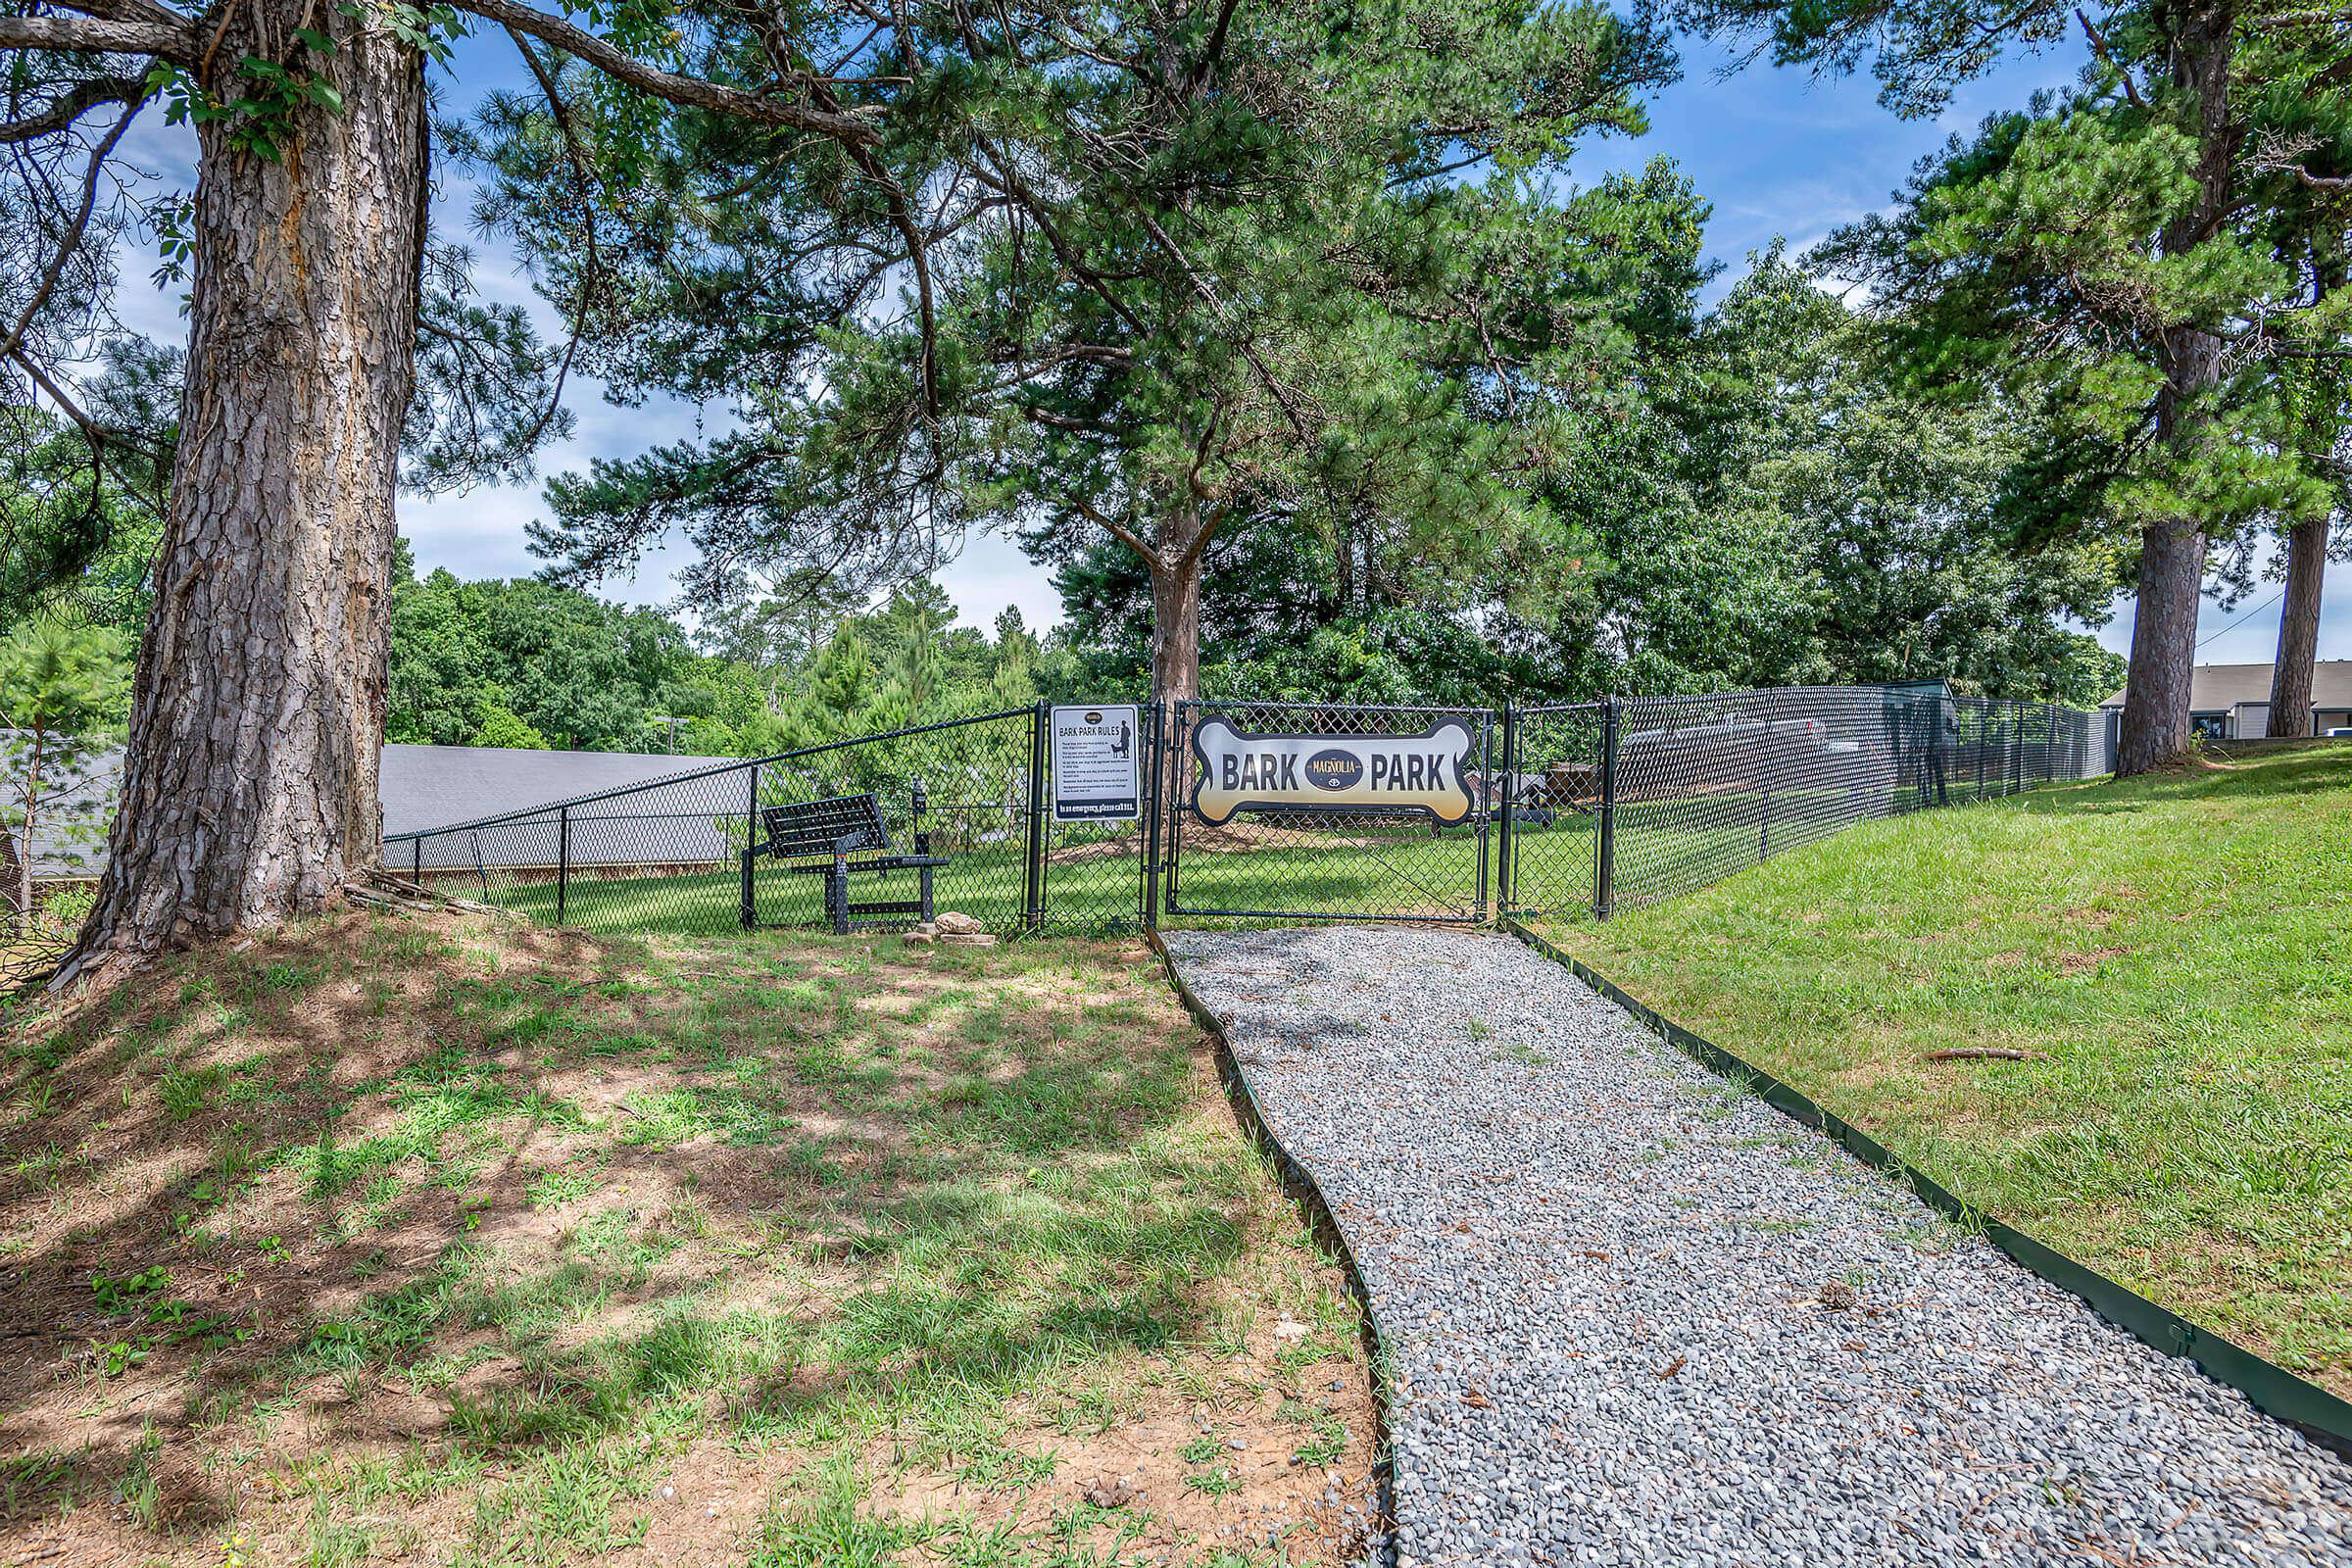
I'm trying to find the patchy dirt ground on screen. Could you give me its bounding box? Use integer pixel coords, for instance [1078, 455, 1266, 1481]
[0, 911, 1378, 1566]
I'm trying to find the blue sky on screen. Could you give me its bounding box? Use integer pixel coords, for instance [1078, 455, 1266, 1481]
[113, 21, 2347, 667]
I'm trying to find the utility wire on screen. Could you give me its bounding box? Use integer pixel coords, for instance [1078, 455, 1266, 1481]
[2196, 589, 2284, 651]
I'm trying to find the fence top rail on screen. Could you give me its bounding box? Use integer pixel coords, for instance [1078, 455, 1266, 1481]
[1176, 699, 1487, 716]
[1513, 687, 2094, 720]
[386, 704, 1037, 845]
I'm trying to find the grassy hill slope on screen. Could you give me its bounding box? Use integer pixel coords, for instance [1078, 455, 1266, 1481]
[0, 914, 1373, 1566]
[1543, 741, 2352, 1396]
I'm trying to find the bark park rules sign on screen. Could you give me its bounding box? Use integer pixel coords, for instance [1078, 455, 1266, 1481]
[1189, 716, 1477, 826]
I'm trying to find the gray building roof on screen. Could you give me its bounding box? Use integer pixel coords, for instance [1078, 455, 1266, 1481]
[2099, 661, 2352, 711]
[13, 742, 736, 877]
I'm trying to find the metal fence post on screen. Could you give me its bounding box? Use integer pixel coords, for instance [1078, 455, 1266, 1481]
[739, 762, 759, 930]
[1165, 703, 1186, 915]
[2011, 701, 2026, 795]
[1496, 701, 1515, 918]
[1024, 699, 1048, 931]
[1977, 701, 1988, 800]
[1593, 696, 1619, 920]
[556, 807, 569, 926]
[1472, 711, 1492, 918]
[1141, 701, 1163, 931]
[412, 836, 421, 885]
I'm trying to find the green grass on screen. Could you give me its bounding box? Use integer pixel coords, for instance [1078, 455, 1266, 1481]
[442, 819, 1540, 933]
[443, 778, 1989, 938]
[0, 913, 1371, 1563]
[1537, 741, 2352, 1394]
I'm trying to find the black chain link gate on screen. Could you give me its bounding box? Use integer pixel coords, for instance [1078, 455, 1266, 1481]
[1162, 701, 1495, 923]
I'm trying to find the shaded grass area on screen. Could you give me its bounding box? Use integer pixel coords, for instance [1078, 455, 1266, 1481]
[1536, 743, 2352, 1396]
[0, 914, 1373, 1565]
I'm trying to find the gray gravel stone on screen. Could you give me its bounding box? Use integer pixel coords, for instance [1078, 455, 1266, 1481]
[1165, 925, 2352, 1568]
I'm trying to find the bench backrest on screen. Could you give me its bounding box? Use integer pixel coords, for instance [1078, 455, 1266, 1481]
[760, 793, 890, 859]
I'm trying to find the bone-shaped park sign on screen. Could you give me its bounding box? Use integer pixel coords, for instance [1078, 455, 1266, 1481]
[1189, 716, 1477, 826]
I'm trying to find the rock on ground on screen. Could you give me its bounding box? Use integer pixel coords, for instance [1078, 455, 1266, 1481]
[1164, 925, 2352, 1568]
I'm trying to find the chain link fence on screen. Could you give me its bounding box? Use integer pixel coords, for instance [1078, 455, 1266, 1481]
[350, 683, 2107, 946]
[0, 682, 2129, 989]
[1497, 702, 1603, 919]
[387, 705, 1149, 938]
[1502, 688, 2104, 919]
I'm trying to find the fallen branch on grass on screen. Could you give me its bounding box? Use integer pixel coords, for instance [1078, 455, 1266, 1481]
[1921, 1048, 2049, 1063]
[343, 870, 514, 919]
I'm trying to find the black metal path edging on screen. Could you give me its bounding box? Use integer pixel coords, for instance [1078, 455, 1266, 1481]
[1141, 928, 1400, 1568]
[1500, 916, 2352, 1462]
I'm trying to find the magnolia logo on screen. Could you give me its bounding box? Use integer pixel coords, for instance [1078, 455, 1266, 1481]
[1305, 748, 1362, 790]
[1191, 717, 1475, 825]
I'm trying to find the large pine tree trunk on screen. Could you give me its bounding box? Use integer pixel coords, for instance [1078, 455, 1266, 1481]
[2119, 0, 2234, 777]
[2117, 515, 2206, 773]
[2269, 517, 2327, 737]
[74, 7, 425, 961]
[1149, 555, 1203, 703]
[2120, 329, 2223, 776]
[1146, 497, 1217, 704]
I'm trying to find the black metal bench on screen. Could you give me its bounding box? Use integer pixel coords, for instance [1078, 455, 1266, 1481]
[741, 783, 950, 933]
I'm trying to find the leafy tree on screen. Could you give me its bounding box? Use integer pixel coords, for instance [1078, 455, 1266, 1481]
[1682, 0, 2351, 770]
[0, 620, 129, 928]
[468, 704, 545, 750]
[0, 349, 174, 636]
[514, 2, 1681, 701]
[2249, 136, 2352, 732]
[868, 581, 959, 711]
[988, 608, 1040, 707]
[2, 0, 954, 962]
[801, 624, 876, 733]
[385, 567, 724, 751]
[1675, 257, 2132, 703]
[1037, 244, 2129, 708]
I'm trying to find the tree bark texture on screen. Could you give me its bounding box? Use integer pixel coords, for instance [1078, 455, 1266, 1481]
[2268, 516, 2327, 737]
[1150, 552, 1204, 704]
[2119, 0, 2233, 777]
[1145, 496, 1219, 705]
[76, 4, 425, 958]
[2118, 516, 2207, 773]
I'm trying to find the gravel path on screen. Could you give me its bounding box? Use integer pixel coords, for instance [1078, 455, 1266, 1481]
[1163, 926, 2352, 1568]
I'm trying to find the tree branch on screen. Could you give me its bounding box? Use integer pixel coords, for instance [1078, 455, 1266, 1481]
[2250, 9, 2352, 27]
[797, 73, 938, 412]
[0, 73, 143, 143]
[2076, 9, 2145, 109]
[0, 12, 198, 63]
[0, 104, 139, 371]
[1184, 0, 1242, 94]
[45, 0, 198, 34]
[2282, 165, 2352, 189]
[1065, 493, 1162, 569]
[446, 0, 879, 142]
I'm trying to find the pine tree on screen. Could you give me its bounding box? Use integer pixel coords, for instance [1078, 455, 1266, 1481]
[514, 2, 1681, 701]
[1, 0, 948, 962]
[0, 622, 130, 930]
[1681, 0, 2351, 771]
